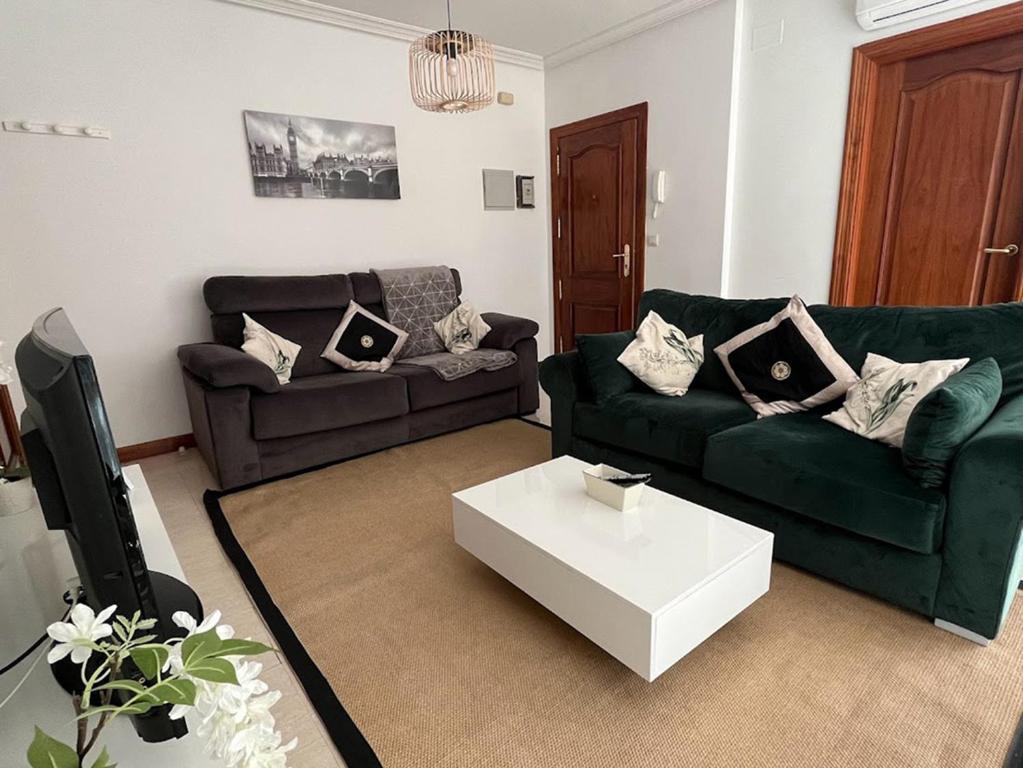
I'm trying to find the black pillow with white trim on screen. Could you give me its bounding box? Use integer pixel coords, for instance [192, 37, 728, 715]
[714, 296, 858, 417]
[321, 301, 408, 372]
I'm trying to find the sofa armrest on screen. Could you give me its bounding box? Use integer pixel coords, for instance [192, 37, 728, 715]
[935, 393, 1023, 639]
[177, 343, 280, 394]
[539, 351, 588, 457]
[480, 313, 539, 351]
[539, 350, 586, 404]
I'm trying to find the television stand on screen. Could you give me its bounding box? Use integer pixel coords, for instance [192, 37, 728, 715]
[0, 465, 221, 765]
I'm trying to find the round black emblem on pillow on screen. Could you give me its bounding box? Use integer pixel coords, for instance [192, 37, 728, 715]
[771, 361, 792, 381]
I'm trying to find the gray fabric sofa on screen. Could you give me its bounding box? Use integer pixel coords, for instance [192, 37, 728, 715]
[178, 270, 539, 489]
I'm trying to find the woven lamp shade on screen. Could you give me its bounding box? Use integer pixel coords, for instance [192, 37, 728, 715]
[409, 29, 495, 113]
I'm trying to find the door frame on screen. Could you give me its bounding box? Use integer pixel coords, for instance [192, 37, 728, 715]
[830, 3, 1023, 306]
[549, 102, 648, 352]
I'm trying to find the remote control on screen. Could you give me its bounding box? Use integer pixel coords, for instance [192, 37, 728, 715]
[605, 473, 652, 487]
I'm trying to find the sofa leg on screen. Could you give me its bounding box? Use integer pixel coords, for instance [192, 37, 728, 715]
[934, 618, 991, 646]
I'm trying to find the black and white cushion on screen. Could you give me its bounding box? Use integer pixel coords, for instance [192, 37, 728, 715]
[241, 313, 302, 384]
[823, 353, 968, 447]
[714, 296, 858, 417]
[321, 301, 408, 372]
[434, 301, 491, 354]
[617, 310, 704, 397]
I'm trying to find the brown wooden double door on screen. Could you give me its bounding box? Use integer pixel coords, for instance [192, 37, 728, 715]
[550, 103, 647, 351]
[835, 17, 1023, 307]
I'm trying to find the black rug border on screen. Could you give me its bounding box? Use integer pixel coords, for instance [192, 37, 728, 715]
[203, 489, 382, 768]
[202, 416, 549, 767]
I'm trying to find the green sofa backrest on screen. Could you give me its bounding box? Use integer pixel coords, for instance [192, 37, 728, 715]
[637, 290, 1023, 401]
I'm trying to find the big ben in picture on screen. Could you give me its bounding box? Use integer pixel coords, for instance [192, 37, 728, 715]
[286, 119, 299, 177]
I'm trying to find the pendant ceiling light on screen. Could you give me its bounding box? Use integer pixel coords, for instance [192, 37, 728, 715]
[409, 0, 495, 113]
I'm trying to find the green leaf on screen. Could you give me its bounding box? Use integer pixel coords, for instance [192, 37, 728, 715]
[136, 618, 157, 630]
[186, 657, 238, 685]
[146, 678, 196, 707]
[129, 645, 169, 680]
[89, 747, 117, 768]
[93, 678, 150, 697]
[26, 727, 79, 768]
[210, 639, 274, 658]
[181, 629, 222, 665]
[75, 699, 152, 720]
[112, 623, 128, 643]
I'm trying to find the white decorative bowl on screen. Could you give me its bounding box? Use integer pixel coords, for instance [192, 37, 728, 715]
[582, 463, 646, 512]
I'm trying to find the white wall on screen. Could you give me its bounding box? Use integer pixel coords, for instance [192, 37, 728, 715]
[544, 0, 740, 297]
[0, 0, 549, 446]
[727, 0, 1019, 302]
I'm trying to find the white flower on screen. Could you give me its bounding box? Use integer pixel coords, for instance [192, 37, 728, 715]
[197, 707, 241, 760]
[163, 607, 295, 765]
[172, 609, 235, 640]
[166, 609, 235, 677]
[227, 723, 297, 768]
[46, 604, 116, 665]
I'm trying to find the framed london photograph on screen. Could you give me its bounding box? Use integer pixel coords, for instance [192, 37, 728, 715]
[243, 110, 400, 200]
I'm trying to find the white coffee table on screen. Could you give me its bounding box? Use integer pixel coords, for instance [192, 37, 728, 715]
[452, 455, 773, 681]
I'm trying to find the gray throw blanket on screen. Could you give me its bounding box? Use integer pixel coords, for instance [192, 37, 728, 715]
[403, 349, 518, 381]
[373, 265, 517, 380]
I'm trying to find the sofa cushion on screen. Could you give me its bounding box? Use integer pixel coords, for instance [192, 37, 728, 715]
[703, 414, 946, 554]
[576, 331, 637, 404]
[574, 390, 755, 469]
[212, 309, 346, 379]
[204, 274, 352, 314]
[902, 358, 1002, 488]
[250, 371, 408, 440]
[637, 290, 1023, 402]
[808, 302, 1023, 402]
[638, 291, 789, 395]
[386, 362, 520, 411]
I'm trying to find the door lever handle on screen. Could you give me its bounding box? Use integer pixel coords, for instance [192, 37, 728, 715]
[984, 244, 1019, 256]
[612, 244, 631, 277]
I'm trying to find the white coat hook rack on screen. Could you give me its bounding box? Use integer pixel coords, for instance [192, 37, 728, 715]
[3, 121, 111, 139]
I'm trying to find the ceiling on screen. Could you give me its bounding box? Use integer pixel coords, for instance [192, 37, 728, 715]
[312, 0, 681, 57]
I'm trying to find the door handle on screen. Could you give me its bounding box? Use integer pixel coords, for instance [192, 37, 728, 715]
[984, 244, 1019, 256]
[612, 244, 631, 277]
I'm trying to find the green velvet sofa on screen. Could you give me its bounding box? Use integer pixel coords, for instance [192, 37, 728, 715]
[539, 290, 1023, 643]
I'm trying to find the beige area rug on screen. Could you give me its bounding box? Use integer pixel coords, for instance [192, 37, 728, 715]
[207, 419, 1023, 767]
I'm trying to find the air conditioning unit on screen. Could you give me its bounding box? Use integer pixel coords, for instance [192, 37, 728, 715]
[856, 0, 983, 30]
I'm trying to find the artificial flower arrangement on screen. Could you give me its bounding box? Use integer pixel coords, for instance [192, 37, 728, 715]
[25, 603, 296, 768]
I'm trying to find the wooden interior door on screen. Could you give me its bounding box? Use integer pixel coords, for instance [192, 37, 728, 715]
[832, 5, 1023, 307]
[550, 103, 647, 351]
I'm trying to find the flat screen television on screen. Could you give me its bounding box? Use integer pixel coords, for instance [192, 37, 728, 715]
[16, 307, 201, 743]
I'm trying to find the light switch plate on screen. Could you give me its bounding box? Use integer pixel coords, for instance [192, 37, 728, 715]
[647, 234, 660, 248]
[482, 169, 515, 210]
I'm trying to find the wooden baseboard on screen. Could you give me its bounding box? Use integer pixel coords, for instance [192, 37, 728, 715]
[117, 433, 196, 463]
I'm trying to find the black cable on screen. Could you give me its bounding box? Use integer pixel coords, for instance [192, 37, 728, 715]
[0, 632, 49, 677]
[0, 589, 79, 677]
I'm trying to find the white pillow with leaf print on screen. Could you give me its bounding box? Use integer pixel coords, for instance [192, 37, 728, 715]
[241, 313, 302, 385]
[823, 353, 968, 448]
[617, 311, 704, 397]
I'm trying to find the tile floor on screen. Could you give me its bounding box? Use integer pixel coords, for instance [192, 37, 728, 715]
[135, 448, 347, 768]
